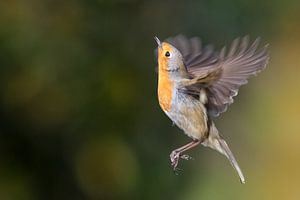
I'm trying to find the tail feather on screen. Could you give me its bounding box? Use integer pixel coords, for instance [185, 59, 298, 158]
[202, 123, 245, 184]
[218, 138, 245, 184]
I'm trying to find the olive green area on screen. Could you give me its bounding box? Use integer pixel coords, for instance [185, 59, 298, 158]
[0, 0, 299, 200]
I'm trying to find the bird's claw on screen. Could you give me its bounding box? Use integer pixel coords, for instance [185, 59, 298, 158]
[180, 154, 194, 160]
[170, 150, 180, 170]
[173, 167, 182, 175]
[170, 151, 194, 172]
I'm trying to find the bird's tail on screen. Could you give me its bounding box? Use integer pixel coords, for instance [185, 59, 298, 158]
[202, 123, 245, 184]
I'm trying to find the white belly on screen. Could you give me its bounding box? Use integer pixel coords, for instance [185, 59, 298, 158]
[165, 92, 208, 140]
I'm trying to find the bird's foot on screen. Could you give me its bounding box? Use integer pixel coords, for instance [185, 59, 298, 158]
[170, 150, 180, 171]
[180, 154, 194, 160]
[170, 151, 193, 172]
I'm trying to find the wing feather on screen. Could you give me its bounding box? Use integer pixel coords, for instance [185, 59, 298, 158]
[165, 35, 269, 117]
[206, 36, 269, 116]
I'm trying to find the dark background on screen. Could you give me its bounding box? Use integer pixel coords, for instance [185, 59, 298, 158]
[0, 0, 300, 199]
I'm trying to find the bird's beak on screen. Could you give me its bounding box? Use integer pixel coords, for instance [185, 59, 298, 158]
[154, 36, 162, 48]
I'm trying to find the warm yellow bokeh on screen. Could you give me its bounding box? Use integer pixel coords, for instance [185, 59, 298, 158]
[0, 1, 300, 200]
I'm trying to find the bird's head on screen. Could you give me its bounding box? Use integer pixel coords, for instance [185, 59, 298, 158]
[154, 36, 185, 73]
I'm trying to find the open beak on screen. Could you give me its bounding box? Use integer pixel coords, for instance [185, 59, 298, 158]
[154, 36, 162, 48]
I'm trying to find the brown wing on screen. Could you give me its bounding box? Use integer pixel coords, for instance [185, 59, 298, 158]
[206, 37, 269, 116]
[167, 35, 269, 117]
[166, 34, 219, 77]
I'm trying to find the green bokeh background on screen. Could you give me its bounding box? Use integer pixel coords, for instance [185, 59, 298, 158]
[0, 0, 300, 199]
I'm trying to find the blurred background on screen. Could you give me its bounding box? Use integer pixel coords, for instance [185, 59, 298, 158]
[0, 0, 300, 199]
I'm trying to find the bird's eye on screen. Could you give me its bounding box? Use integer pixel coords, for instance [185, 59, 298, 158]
[165, 51, 170, 57]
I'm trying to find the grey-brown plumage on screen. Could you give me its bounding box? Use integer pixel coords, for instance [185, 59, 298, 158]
[167, 35, 269, 116]
[155, 35, 269, 184]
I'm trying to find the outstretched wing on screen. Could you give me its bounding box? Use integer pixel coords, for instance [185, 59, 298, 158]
[167, 35, 269, 117]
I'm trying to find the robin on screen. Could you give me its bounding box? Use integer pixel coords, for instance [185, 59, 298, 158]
[155, 35, 269, 184]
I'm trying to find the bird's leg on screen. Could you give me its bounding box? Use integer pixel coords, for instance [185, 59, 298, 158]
[170, 139, 201, 171]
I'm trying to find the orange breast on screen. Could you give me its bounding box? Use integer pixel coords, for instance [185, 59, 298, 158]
[158, 55, 173, 112]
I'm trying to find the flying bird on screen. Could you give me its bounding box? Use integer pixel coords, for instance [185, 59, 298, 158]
[155, 35, 269, 184]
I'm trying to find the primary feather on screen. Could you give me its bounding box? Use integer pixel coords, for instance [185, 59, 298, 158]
[166, 35, 269, 117]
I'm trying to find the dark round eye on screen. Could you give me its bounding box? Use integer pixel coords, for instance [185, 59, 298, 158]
[165, 51, 170, 57]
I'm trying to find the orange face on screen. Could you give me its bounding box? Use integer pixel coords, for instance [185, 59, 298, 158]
[157, 42, 173, 70]
[157, 42, 174, 112]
